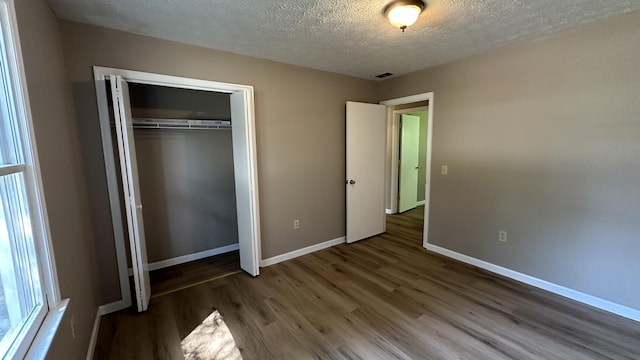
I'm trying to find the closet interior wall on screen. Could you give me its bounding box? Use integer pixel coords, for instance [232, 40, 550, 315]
[109, 82, 239, 268]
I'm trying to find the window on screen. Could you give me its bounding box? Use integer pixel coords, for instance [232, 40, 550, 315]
[0, 0, 65, 359]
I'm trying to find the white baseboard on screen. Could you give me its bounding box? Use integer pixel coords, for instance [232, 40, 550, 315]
[260, 237, 345, 267]
[98, 299, 130, 315]
[128, 243, 240, 275]
[87, 302, 127, 359]
[387, 202, 425, 215]
[86, 308, 103, 360]
[150, 243, 239, 271]
[423, 242, 640, 323]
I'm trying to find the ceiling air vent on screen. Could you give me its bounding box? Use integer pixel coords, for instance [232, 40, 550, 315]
[375, 72, 394, 79]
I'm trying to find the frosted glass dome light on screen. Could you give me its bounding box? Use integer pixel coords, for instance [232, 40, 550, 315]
[384, 0, 426, 32]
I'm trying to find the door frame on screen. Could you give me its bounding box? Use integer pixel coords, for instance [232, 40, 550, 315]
[391, 108, 428, 213]
[93, 66, 261, 314]
[380, 93, 434, 248]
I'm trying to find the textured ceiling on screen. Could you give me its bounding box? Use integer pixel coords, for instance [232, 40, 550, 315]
[47, 0, 640, 79]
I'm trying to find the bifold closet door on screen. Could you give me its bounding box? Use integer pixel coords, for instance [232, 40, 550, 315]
[231, 91, 259, 276]
[110, 74, 151, 312]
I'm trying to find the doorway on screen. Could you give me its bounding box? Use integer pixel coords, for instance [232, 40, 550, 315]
[397, 109, 428, 213]
[344, 93, 433, 248]
[381, 93, 434, 248]
[93, 67, 261, 313]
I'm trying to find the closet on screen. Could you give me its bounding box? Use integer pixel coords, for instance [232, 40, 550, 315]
[94, 68, 260, 313]
[125, 83, 238, 266]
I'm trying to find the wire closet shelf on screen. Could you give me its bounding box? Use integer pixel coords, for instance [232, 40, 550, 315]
[130, 118, 232, 130]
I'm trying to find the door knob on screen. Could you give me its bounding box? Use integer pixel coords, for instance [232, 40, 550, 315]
[348, 179, 356, 185]
[415, 166, 419, 169]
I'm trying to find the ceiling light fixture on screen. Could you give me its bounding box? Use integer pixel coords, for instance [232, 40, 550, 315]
[384, 0, 426, 33]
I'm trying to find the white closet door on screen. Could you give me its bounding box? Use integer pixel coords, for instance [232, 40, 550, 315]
[346, 101, 387, 243]
[110, 75, 151, 312]
[230, 91, 260, 276]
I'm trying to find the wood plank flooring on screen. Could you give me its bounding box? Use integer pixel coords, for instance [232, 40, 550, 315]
[150, 251, 241, 298]
[94, 206, 640, 359]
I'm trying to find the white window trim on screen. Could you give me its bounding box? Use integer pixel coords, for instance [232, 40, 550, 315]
[0, 0, 67, 359]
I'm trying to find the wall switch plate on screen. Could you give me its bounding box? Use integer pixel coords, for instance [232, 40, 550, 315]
[441, 165, 448, 175]
[293, 219, 300, 230]
[498, 231, 507, 242]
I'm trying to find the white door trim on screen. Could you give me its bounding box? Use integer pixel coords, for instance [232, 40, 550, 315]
[380, 93, 434, 248]
[382, 93, 431, 106]
[92, 66, 261, 313]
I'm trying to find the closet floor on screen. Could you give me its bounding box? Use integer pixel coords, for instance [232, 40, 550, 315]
[150, 250, 240, 298]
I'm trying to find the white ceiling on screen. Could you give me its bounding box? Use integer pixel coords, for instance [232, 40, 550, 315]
[47, 0, 640, 80]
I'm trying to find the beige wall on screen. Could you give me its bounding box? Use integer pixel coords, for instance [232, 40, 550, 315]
[59, 21, 378, 303]
[130, 84, 238, 263]
[14, 0, 100, 359]
[378, 10, 640, 310]
[129, 82, 232, 120]
[135, 129, 239, 262]
[12, 3, 640, 358]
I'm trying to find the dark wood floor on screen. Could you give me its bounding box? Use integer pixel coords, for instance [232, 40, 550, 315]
[150, 250, 241, 298]
[94, 206, 640, 359]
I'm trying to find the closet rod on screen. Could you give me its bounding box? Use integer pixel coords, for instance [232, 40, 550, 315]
[131, 117, 232, 130]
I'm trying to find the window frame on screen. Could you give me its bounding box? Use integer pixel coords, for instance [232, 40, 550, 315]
[0, 0, 66, 359]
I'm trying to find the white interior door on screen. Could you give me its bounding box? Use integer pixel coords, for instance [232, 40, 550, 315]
[230, 91, 260, 276]
[110, 75, 151, 312]
[346, 101, 387, 243]
[398, 114, 420, 213]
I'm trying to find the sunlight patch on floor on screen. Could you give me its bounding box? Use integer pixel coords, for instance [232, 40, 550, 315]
[181, 310, 242, 360]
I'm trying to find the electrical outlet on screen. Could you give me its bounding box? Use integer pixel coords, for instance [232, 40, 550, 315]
[441, 165, 448, 175]
[498, 230, 507, 242]
[293, 219, 300, 230]
[70, 315, 77, 339]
